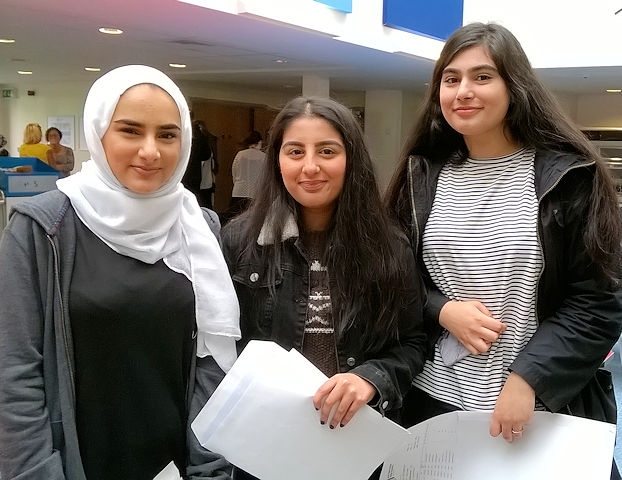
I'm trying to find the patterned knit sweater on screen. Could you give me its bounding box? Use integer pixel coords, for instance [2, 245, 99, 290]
[301, 230, 338, 377]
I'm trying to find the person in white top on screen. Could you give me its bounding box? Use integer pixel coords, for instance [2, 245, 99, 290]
[229, 130, 265, 219]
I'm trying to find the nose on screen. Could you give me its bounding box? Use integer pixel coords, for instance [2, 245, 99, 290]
[456, 79, 473, 100]
[138, 136, 160, 161]
[301, 152, 320, 174]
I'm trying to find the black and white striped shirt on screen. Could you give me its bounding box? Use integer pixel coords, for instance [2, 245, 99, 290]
[414, 147, 543, 411]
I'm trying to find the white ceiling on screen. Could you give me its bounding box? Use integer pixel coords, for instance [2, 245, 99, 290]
[1, 0, 621, 97]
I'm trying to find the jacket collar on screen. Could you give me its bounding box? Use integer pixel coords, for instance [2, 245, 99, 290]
[257, 211, 299, 246]
[10, 189, 71, 236]
[533, 149, 593, 199]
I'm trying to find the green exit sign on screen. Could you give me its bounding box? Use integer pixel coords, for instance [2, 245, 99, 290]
[2, 89, 14, 98]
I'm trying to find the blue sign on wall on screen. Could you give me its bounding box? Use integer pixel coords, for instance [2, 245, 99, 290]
[383, 0, 463, 41]
[314, 0, 352, 13]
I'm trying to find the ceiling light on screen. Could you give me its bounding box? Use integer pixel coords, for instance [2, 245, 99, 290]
[169, 63, 187, 68]
[606, 89, 622, 93]
[18, 70, 32, 75]
[274, 59, 288, 63]
[98, 27, 124, 35]
[0, 38, 16, 44]
[85, 67, 101, 72]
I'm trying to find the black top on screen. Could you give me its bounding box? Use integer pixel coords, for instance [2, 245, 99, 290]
[70, 219, 195, 480]
[183, 133, 212, 195]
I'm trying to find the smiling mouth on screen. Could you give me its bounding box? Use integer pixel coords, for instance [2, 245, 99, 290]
[455, 106, 481, 111]
[132, 165, 160, 175]
[299, 180, 325, 191]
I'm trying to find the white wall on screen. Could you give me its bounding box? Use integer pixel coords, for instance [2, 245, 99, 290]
[2, 79, 621, 183]
[364, 89, 404, 192]
[576, 95, 622, 128]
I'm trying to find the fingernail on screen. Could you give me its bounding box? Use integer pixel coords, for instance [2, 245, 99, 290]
[320, 421, 325, 425]
[315, 407, 319, 411]
[340, 424, 344, 428]
[329, 425, 335, 430]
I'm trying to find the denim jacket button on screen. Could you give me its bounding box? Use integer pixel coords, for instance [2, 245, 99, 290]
[249, 272, 259, 282]
[346, 357, 356, 367]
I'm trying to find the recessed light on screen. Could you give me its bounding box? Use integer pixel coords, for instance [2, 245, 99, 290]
[99, 27, 123, 35]
[18, 70, 33, 75]
[0, 38, 16, 44]
[85, 67, 101, 72]
[606, 89, 622, 93]
[274, 59, 288, 63]
[169, 63, 187, 68]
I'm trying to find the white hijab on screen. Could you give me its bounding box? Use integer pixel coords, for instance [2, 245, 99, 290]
[57, 65, 240, 372]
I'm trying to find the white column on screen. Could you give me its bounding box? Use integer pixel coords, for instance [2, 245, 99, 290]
[364, 90, 403, 193]
[302, 75, 330, 98]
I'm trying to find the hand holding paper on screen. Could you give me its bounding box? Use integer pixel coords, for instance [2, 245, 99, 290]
[380, 410, 616, 480]
[191, 340, 409, 480]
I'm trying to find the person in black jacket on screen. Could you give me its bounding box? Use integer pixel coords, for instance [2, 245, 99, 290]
[183, 120, 215, 208]
[221, 96, 427, 480]
[385, 21, 622, 477]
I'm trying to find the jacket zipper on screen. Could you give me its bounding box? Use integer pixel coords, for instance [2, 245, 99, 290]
[48, 234, 76, 404]
[533, 160, 594, 327]
[535, 161, 592, 416]
[407, 156, 420, 257]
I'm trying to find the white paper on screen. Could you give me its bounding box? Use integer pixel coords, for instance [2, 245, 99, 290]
[192, 340, 410, 480]
[381, 410, 616, 480]
[153, 461, 181, 480]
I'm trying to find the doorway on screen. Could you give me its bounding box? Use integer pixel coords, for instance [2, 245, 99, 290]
[190, 99, 278, 216]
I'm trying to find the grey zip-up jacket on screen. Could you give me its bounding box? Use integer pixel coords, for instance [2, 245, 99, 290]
[0, 189, 232, 479]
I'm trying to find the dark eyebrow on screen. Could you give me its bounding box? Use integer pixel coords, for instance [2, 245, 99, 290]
[159, 124, 181, 131]
[282, 140, 343, 148]
[442, 64, 498, 75]
[111, 119, 181, 131]
[112, 119, 141, 127]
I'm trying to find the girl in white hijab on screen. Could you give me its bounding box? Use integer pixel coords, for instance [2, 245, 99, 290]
[58, 65, 240, 371]
[0, 65, 238, 479]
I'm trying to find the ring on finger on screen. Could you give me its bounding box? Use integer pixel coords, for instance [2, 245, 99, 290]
[511, 427, 523, 435]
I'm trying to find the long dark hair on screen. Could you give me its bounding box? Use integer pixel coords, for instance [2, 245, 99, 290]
[229, 96, 407, 350]
[386, 22, 621, 285]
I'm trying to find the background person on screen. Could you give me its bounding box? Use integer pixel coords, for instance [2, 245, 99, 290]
[18, 122, 50, 162]
[45, 127, 75, 177]
[183, 119, 218, 210]
[228, 130, 265, 219]
[0, 65, 239, 479]
[183, 120, 212, 205]
[385, 21, 622, 476]
[222, 96, 427, 480]
[197, 120, 219, 210]
[0, 134, 8, 156]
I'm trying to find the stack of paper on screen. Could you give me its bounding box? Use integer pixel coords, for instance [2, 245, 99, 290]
[380, 410, 616, 480]
[191, 340, 410, 480]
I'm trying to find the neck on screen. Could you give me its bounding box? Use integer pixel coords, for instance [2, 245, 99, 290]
[302, 207, 333, 232]
[464, 128, 521, 159]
